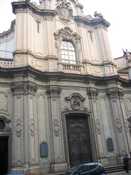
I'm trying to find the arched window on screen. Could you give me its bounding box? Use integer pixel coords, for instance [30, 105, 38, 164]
[60, 41, 76, 64]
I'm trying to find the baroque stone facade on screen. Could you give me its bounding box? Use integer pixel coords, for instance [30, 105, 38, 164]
[0, 0, 131, 175]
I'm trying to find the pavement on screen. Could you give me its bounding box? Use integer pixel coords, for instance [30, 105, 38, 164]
[109, 171, 131, 175]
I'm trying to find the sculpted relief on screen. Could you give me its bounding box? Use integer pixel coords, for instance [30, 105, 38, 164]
[65, 93, 85, 111]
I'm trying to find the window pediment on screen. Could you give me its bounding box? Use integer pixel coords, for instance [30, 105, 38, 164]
[54, 27, 80, 44]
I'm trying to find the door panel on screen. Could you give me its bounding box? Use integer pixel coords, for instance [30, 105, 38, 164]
[0, 137, 8, 175]
[66, 115, 92, 166]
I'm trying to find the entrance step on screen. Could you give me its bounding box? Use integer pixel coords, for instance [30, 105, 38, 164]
[7, 170, 24, 175]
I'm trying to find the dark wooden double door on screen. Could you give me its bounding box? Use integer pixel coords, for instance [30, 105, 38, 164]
[66, 114, 92, 166]
[0, 136, 8, 175]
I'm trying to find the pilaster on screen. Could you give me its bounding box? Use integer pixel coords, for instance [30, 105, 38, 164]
[87, 83, 100, 161]
[11, 81, 39, 174]
[46, 86, 67, 172]
[107, 86, 129, 161]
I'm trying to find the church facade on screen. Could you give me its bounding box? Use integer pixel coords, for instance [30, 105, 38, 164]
[0, 0, 131, 174]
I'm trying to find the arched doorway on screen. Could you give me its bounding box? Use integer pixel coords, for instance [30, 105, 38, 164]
[0, 117, 11, 175]
[65, 113, 92, 166]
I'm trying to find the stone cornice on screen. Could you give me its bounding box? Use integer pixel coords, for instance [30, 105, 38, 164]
[74, 16, 110, 28]
[12, 1, 57, 16]
[11, 1, 110, 28]
[0, 66, 130, 85]
[14, 50, 58, 60]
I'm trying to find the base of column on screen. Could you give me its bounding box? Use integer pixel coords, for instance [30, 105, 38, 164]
[26, 165, 41, 175]
[8, 166, 41, 175]
[7, 168, 25, 175]
[51, 162, 67, 172]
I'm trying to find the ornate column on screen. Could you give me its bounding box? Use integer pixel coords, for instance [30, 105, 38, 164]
[46, 86, 67, 172]
[87, 83, 100, 161]
[107, 86, 129, 161]
[11, 82, 25, 171]
[11, 81, 39, 174]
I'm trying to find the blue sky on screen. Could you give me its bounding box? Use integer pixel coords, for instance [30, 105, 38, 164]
[0, 0, 131, 58]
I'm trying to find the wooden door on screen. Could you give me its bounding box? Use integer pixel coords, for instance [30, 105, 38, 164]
[0, 136, 8, 175]
[66, 115, 92, 166]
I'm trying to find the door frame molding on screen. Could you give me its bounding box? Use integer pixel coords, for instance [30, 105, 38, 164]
[0, 114, 12, 173]
[62, 110, 92, 167]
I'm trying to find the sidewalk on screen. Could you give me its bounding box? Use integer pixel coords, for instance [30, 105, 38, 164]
[109, 171, 131, 175]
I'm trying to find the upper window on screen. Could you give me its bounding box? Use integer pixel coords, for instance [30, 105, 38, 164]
[60, 41, 76, 64]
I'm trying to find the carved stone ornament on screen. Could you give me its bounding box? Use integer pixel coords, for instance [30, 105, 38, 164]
[127, 117, 131, 135]
[30, 118, 35, 137]
[11, 82, 37, 96]
[0, 115, 11, 132]
[65, 93, 85, 111]
[115, 118, 122, 132]
[46, 86, 61, 98]
[54, 27, 80, 45]
[15, 118, 23, 137]
[107, 87, 124, 99]
[87, 87, 98, 100]
[95, 118, 101, 135]
[54, 27, 81, 62]
[53, 119, 61, 137]
[56, 0, 73, 20]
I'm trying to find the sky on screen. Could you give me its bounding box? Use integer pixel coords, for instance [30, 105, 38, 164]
[0, 0, 131, 58]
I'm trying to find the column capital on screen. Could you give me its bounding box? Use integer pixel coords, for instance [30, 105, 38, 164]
[46, 86, 61, 97]
[87, 87, 98, 100]
[11, 81, 37, 96]
[107, 87, 124, 99]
